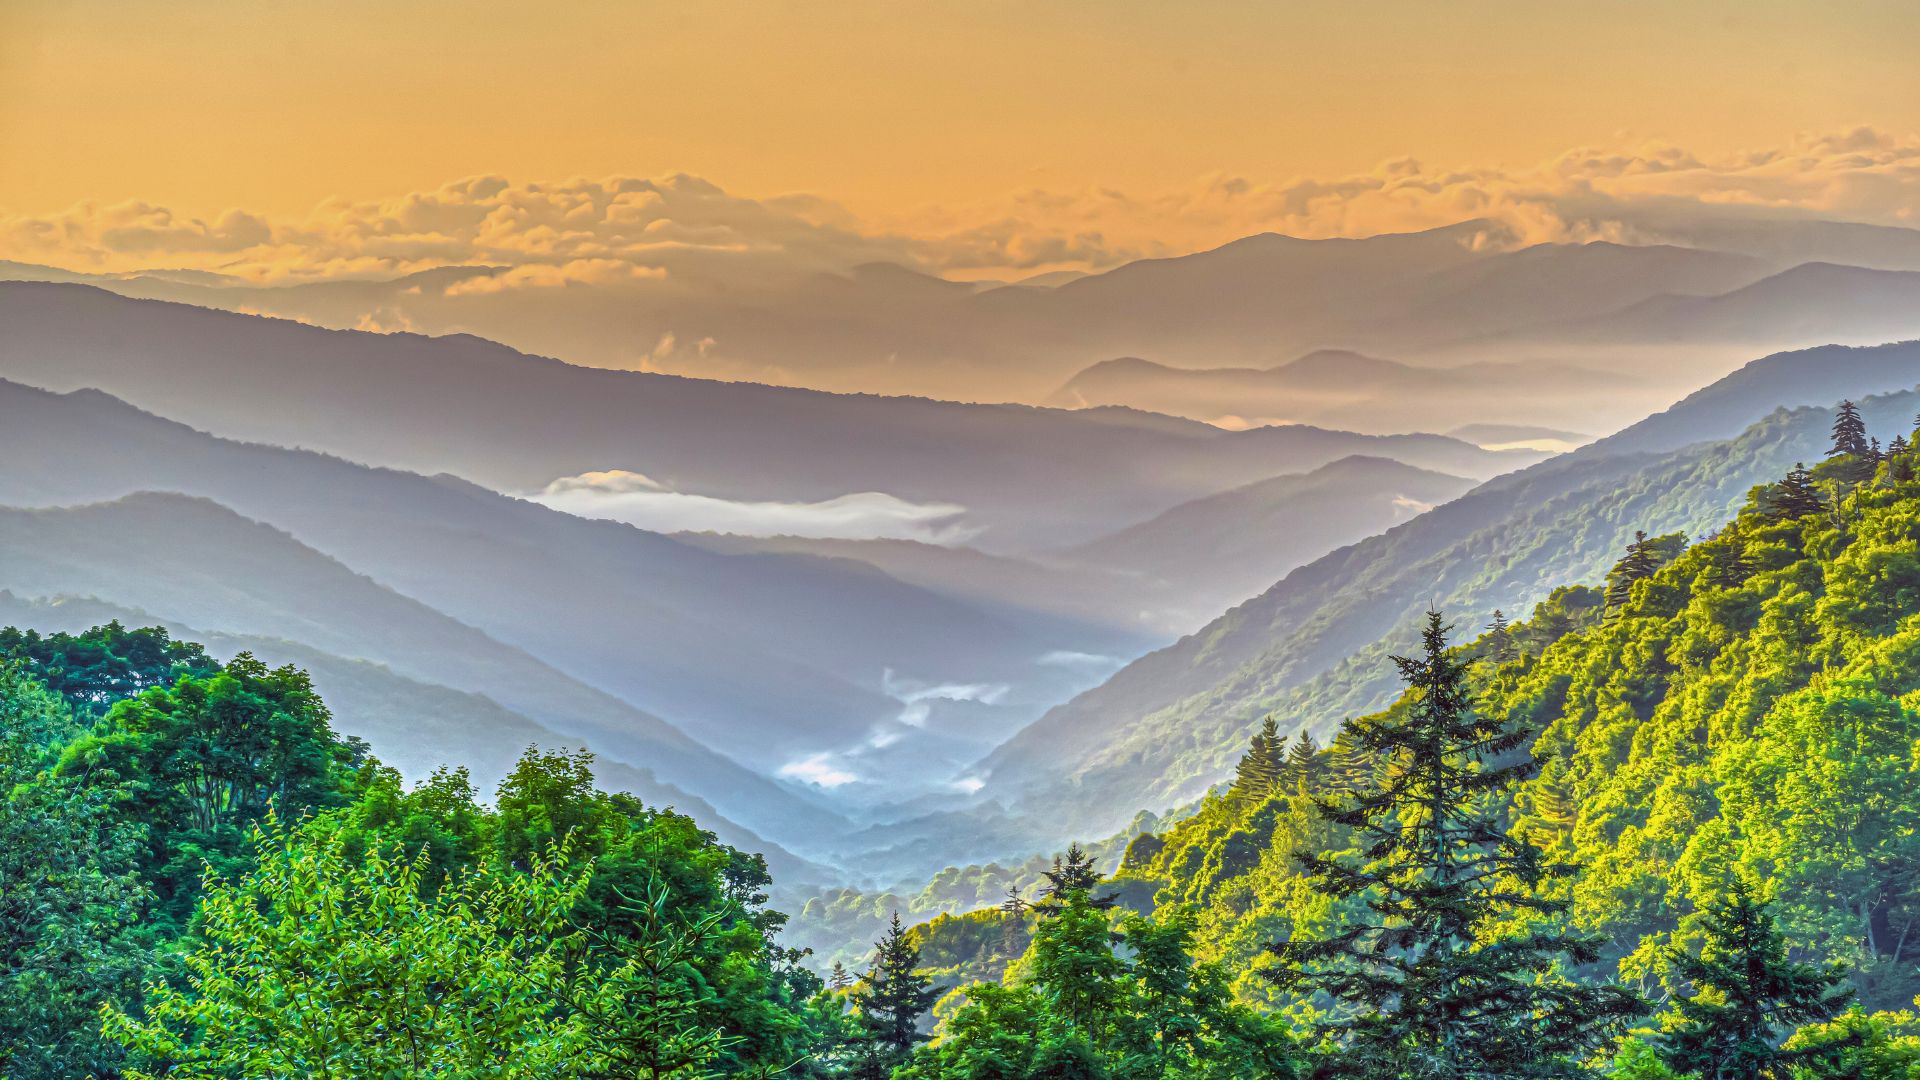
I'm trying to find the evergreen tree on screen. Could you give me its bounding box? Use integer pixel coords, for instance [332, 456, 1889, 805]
[1657, 883, 1855, 1080]
[1700, 528, 1756, 590]
[1888, 435, 1914, 482]
[1281, 731, 1322, 792]
[1484, 608, 1516, 663]
[1763, 463, 1825, 521]
[849, 914, 940, 1078]
[829, 961, 853, 992]
[1230, 716, 1285, 800]
[999, 887, 1029, 959]
[1830, 400, 1870, 459]
[1265, 612, 1643, 1079]
[1027, 886, 1127, 1040]
[1038, 843, 1115, 912]
[1606, 530, 1660, 610]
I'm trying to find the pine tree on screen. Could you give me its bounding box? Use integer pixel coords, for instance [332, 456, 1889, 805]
[1230, 716, 1285, 800]
[998, 887, 1028, 960]
[1265, 611, 1643, 1079]
[1763, 464, 1825, 521]
[1658, 883, 1855, 1080]
[1889, 435, 1914, 482]
[828, 961, 853, 992]
[1037, 843, 1114, 912]
[1830, 400, 1870, 459]
[1281, 731, 1322, 792]
[1701, 529, 1756, 590]
[1605, 530, 1660, 611]
[849, 914, 940, 1078]
[1484, 609, 1516, 663]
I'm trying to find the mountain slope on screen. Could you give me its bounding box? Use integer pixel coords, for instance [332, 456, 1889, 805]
[0, 592, 833, 886]
[1054, 456, 1478, 630]
[984, 342, 1920, 834]
[0, 283, 1539, 553]
[0, 495, 852, 854]
[0, 379, 1154, 791]
[1047, 351, 1632, 439]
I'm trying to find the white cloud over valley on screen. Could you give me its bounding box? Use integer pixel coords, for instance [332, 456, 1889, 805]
[530, 470, 976, 543]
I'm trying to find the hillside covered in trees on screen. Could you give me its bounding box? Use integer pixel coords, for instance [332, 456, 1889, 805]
[5, 401, 1920, 1077]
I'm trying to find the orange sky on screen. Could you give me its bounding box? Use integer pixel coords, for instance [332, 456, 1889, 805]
[5, 0, 1918, 229]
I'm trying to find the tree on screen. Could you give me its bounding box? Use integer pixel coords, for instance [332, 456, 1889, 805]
[0, 622, 216, 717]
[574, 879, 736, 1080]
[1038, 842, 1115, 912]
[849, 914, 940, 1077]
[1281, 731, 1323, 792]
[1028, 886, 1127, 1040]
[1888, 435, 1914, 483]
[1700, 528, 1756, 590]
[1484, 609, 1516, 663]
[56, 656, 364, 925]
[101, 822, 601, 1077]
[828, 961, 854, 992]
[1658, 883, 1856, 1079]
[1831, 400, 1870, 460]
[1607, 530, 1661, 611]
[1764, 463, 1826, 521]
[0, 664, 151, 1079]
[1231, 716, 1285, 801]
[1266, 612, 1643, 1079]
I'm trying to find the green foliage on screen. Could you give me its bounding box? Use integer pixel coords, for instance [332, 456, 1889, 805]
[849, 913, 942, 1077]
[100, 822, 602, 1077]
[1657, 883, 1854, 1080]
[0, 663, 151, 1078]
[57, 654, 367, 925]
[1267, 611, 1643, 1078]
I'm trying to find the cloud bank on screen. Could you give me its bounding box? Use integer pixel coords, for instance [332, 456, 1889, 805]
[5, 129, 1919, 284]
[530, 470, 975, 543]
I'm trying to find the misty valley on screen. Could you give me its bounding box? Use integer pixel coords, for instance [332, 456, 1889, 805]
[7, 7, 1920, 1071]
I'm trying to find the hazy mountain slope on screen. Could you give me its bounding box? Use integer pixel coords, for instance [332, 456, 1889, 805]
[1521, 263, 1920, 350]
[0, 284, 1538, 553]
[0, 591, 834, 885]
[1047, 351, 1636, 435]
[0, 379, 1131, 778]
[0, 495, 853, 851]
[672, 533, 1162, 643]
[1054, 456, 1478, 630]
[984, 343, 1920, 835]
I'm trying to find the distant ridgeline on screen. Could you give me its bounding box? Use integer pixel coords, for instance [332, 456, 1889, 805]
[5, 402, 1920, 1076]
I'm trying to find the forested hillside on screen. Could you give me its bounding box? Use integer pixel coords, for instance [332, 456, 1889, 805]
[7, 402, 1920, 1077]
[988, 362, 1920, 837]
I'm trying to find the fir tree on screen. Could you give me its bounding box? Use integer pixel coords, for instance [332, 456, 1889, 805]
[1763, 463, 1825, 521]
[1658, 883, 1855, 1080]
[1701, 529, 1756, 590]
[849, 914, 940, 1078]
[1037, 843, 1114, 912]
[828, 961, 853, 992]
[1281, 731, 1322, 792]
[1888, 435, 1914, 482]
[1830, 400, 1870, 459]
[1484, 609, 1516, 663]
[998, 887, 1028, 960]
[1605, 530, 1660, 610]
[1230, 716, 1285, 800]
[1265, 611, 1643, 1079]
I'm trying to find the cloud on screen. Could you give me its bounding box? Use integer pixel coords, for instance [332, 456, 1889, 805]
[776, 752, 859, 788]
[441, 258, 667, 295]
[6, 129, 1919, 286]
[530, 469, 975, 543]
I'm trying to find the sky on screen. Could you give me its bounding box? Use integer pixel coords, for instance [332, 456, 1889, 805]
[4, 0, 1920, 280]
